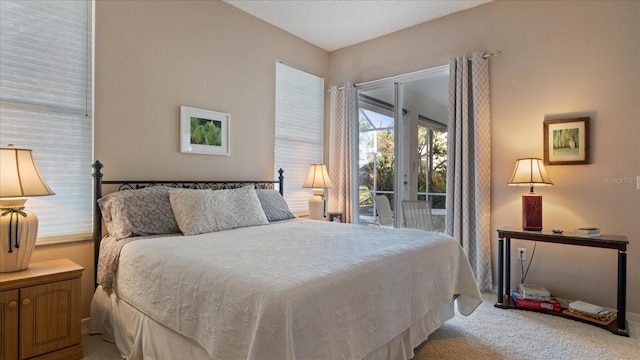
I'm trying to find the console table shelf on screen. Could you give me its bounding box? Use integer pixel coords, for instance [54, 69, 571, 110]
[495, 227, 629, 337]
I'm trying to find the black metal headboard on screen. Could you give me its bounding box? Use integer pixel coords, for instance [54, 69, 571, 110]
[91, 160, 284, 286]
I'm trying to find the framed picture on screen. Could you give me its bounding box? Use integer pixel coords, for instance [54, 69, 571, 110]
[543, 117, 589, 165]
[328, 212, 343, 223]
[180, 106, 229, 155]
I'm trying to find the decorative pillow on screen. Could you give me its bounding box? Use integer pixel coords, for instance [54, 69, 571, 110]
[256, 189, 295, 222]
[97, 186, 180, 240]
[169, 186, 269, 236]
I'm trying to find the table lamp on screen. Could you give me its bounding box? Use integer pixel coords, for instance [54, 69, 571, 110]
[0, 144, 54, 272]
[508, 158, 553, 231]
[302, 163, 333, 220]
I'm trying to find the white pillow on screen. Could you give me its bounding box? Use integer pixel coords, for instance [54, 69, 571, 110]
[169, 186, 269, 236]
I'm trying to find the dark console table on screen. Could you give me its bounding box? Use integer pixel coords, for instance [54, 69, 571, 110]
[495, 227, 629, 336]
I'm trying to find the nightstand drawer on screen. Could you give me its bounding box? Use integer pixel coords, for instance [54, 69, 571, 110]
[0, 259, 83, 360]
[20, 278, 81, 359]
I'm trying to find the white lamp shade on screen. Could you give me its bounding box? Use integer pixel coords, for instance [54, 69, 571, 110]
[508, 158, 553, 187]
[302, 163, 333, 189]
[0, 145, 54, 198]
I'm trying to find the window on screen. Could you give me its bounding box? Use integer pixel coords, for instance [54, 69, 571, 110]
[274, 62, 324, 212]
[0, 0, 93, 242]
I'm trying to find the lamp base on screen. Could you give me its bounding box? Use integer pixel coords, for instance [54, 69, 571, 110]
[0, 199, 38, 272]
[308, 189, 326, 220]
[522, 193, 543, 231]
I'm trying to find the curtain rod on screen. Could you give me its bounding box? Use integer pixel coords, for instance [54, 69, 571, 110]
[327, 50, 501, 92]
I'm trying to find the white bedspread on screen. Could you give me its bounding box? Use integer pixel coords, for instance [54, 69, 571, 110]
[113, 219, 481, 360]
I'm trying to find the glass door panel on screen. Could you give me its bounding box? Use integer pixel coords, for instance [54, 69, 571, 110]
[404, 75, 448, 232]
[417, 123, 447, 232]
[357, 85, 395, 226]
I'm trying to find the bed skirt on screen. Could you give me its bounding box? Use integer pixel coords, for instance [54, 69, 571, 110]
[90, 286, 455, 360]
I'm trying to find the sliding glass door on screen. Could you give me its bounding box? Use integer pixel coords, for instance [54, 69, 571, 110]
[355, 66, 449, 230]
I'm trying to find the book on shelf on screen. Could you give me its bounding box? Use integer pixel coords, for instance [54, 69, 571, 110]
[562, 299, 617, 326]
[518, 283, 551, 301]
[511, 290, 562, 312]
[566, 300, 617, 322]
[569, 300, 605, 314]
[573, 227, 601, 237]
[562, 308, 617, 326]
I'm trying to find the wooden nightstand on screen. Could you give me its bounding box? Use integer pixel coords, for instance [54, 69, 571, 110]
[0, 259, 84, 360]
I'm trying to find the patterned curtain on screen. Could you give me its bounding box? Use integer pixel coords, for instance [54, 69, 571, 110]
[445, 53, 492, 291]
[328, 83, 356, 223]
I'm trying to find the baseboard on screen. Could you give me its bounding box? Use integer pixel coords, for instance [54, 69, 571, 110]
[627, 311, 640, 322]
[81, 317, 91, 335]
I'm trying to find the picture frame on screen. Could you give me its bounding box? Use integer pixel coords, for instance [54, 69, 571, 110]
[180, 106, 230, 155]
[328, 212, 343, 223]
[543, 117, 590, 165]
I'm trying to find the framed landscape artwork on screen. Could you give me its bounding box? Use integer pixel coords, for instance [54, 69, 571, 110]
[543, 117, 590, 165]
[180, 106, 230, 155]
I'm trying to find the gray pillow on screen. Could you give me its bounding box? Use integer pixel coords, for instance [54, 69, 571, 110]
[97, 186, 180, 239]
[169, 186, 269, 236]
[256, 189, 295, 222]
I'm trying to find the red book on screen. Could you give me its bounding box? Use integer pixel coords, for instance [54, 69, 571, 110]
[511, 290, 562, 312]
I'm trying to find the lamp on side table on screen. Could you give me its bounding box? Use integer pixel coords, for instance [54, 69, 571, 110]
[0, 144, 54, 272]
[302, 163, 333, 220]
[508, 158, 553, 231]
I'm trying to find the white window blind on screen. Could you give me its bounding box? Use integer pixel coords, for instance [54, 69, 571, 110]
[275, 62, 324, 212]
[0, 0, 93, 241]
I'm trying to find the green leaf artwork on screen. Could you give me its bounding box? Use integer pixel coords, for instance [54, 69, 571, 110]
[190, 117, 222, 146]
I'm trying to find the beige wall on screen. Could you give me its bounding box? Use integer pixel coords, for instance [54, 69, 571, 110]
[330, 0, 640, 313]
[94, 0, 329, 181]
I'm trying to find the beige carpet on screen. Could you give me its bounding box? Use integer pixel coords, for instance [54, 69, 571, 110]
[81, 294, 640, 359]
[414, 294, 639, 359]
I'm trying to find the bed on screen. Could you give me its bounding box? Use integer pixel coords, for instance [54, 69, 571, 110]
[89, 161, 482, 360]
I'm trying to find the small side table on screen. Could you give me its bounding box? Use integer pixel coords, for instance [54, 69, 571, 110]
[0, 258, 84, 359]
[496, 227, 629, 336]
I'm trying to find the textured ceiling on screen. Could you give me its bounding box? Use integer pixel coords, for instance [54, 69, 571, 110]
[223, 0, 492, 51]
